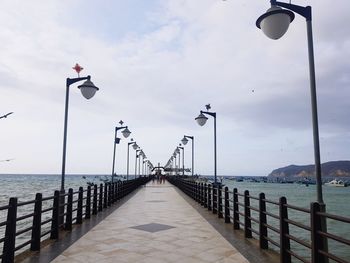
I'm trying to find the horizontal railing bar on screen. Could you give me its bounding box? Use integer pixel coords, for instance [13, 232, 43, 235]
[17, 200, 36, 206]
[238, 212, 245, 217]
[237, 202, 245, 207]
[247, 195, 259, 201]
[236, 193, 244, 197]
[319, 249, 348, 263]
[238, 221, 245, 227]
[284, 203, 310, 213]
[262, 199, 279, 205]
[40, 229, 52, 238]
[17, 212, 35, 222]
[16, 226, 33, 236]
[249, 216, 259, 224]
[286, 249, 310, 263]
[263, 223, 279, 234]
[0, 237, 5, 243]
[318, 212, 350, 224]
[263, 211, 279, 220]
[285, 233, 311, 249]
[265, 236, 280, 248]
[248, 206, 259, 212]
[0, 221, 7, 227]
[41, 218, 53, 226]
[42, 207, 53, 213]
[285, 218, 311, 231]
[14, 239, 31, 252]
[318, 230, 350, 246]
[42, 196, 55, 201]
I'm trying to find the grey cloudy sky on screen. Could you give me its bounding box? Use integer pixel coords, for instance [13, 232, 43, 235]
[0, 0, 349, 176]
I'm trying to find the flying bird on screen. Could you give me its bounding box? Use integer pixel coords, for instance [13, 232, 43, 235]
[0, 158, 14, 162]
[0, 112, 13, 119]
[205, 104, 211, 110]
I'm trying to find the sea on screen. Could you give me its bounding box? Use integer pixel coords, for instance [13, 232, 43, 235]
[0, 174, 349, 262]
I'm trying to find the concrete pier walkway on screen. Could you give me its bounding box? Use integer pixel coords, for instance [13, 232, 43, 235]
[51, 181, 249, 263]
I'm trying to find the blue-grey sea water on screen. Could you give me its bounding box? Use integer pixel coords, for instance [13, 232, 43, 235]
[0, 174, 349, 261]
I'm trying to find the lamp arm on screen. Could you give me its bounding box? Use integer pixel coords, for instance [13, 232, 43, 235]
[66, 76, 90, 87]
[272, 1, 311, 20]
[115, 126, 128, 132]
[201, 111, 216, 118]
[184, 135, 194, 140]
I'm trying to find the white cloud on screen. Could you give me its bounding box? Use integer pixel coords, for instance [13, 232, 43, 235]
[1, 0, 349, 176]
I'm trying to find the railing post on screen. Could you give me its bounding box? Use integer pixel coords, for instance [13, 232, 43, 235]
[204, 184, 208, 208]
[2, 197, 17, 262]
[65, 188, 73, 231]
[244, 190, 252, 238]
[311, 202, 326, 263]
[279, 196, 291, 263]
[31, 193, 42, 251]
[99, 184, 103, 211]
[208, 184, 212, 211]
[50, 190, 60, 239]
[85, 186, 91, 219]
[112, 183, 116, 203]
[218, 185, 223, 218]
[200, 183, 204, 205]
[224, 187, 230, 223]
[104, 183, 108, 208]
[77, 187, 83, 224]
[108, 183, 112, 206]
[213, 184, 217, 214]
[92, 185, 98, 215]
[233, 188, 239, 230]
[259, 193, 268, 249]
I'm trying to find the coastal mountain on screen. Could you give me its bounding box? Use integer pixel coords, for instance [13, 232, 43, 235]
[268, 161, 350, 178]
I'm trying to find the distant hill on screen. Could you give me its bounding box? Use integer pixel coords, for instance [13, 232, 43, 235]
[268, 161, 350, 178]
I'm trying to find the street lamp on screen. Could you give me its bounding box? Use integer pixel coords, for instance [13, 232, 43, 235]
[195, 105, 217, 184]
[111, 120, 131, 182]
[61, 75, 99, 192]
[256, 2, 328, 258]
[178, 145, 184, 176]
[256, 0, 323, 204]
[126, 139, 136, 181]
[182, 135, 194, 176]
[135, 149, 141, 178]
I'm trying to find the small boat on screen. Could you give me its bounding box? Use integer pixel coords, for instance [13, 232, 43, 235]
[325, 179, 346, 187]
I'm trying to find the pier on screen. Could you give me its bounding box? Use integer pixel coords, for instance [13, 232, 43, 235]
[0, 176, 350, 262]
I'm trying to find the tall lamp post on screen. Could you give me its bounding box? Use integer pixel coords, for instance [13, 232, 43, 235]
[195, 104, 217, 184]
[126, 139, 136, 181]
[111, 120, 131, 182]
[61, 75, 99, 193]
[256, 0, 323, 204]
[256, 1, 328, 259]
[182, 135, 194, 176]
[178, 145, 184, 176]
[135, 149, 141, 178]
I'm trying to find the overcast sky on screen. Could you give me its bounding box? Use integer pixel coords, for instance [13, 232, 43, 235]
[0, 0, 349, 176]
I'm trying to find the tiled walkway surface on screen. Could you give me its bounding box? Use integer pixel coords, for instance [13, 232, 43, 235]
[52, 181, 249, 263]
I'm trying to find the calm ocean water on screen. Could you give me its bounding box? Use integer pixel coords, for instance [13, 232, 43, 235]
[0, 174, 349, 261]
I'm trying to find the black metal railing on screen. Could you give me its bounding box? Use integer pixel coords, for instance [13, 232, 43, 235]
[0, 177, 150, 263]
[168, 176, 350, 263]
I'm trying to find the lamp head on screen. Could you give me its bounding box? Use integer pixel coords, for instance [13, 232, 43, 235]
[78, 78, 99, 99]
[122, 127, 131, 138]
[256, 5, 295, 40]
[132, 142, 138, 150]
[181, 137, 188, 145]
[195, 112, 208, 126]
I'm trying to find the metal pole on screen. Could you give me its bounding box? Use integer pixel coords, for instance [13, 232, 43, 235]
[127, 144, 130, 181]
[111, 128, 117, 183]
[192, 138, 194, 176]
[182, 148, 185, 176]
[135, 152, 138, 179]
[178, 152, 180, 175]
[306, 19, 323, 204]
[138, 155, 141, 177]
[214, 114, 217, 184]
[61, 82, 70, 192]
